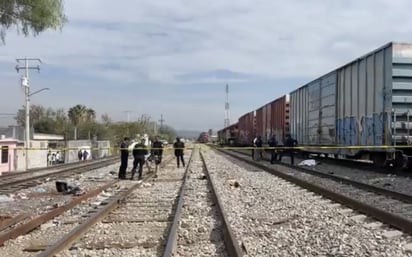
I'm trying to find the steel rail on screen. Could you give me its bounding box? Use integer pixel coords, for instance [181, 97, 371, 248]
[0, 180, 117, 246]
[162, 148, 195, 257]
[224, 148, 412, 204]
[199, 148, 244, 257]
[0, 156, 116, 178]
[37, 157, 175, 257]
[0, 158, 118, 192]
[217, 147, 412, 235]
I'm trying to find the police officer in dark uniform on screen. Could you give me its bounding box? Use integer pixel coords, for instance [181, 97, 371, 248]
[151, 136, 163, 178]
[268, 135, 278, 164]
[118, 137, 130, 179]
[173, 137, 185, 168]
[280, 134, 298, 165]
[131, 138, 148, 180]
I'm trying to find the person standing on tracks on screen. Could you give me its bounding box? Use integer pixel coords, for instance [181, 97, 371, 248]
[280, 134, 298, 165]
[151, 136, 163, 178]
[118, 137, 130, 180]
[254, 136, 263, 161]
[252, 136, 257, 160]
[173, 137, 185, 168]
[268, 135, 278, 164]
[131, 138, 149, 180]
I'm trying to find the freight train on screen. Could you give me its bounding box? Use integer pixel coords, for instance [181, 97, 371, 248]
[197, 132, 209, 143]
[218, 42, 412, 169]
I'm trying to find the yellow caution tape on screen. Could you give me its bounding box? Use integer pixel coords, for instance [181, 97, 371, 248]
[5, 144, 411, 151]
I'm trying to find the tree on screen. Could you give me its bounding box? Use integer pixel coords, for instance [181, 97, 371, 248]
[158, 124, 177, 142]
[68, 104, 87, 140]
[15, 104, 45, 127]
[101, 113, 112, 125]
[0, 0, 68, 43]
[85, 108, 96, 122]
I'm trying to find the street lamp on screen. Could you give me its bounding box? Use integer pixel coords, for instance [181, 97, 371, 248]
[29, 87, 50, 97]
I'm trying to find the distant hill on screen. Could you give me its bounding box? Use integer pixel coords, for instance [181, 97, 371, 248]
[175, 130, 203, 139]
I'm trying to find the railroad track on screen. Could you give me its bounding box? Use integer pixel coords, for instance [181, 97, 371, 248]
[0, 156, 112, 178]
[0, 156, 175, 256]
[0, 157, 118, 194]
[16, 146, 241, 257]
[213, 146, 412, 236]
[226, 148, 412, 203]
[166, 147, 240, 256]
[201, 147, 412, 255]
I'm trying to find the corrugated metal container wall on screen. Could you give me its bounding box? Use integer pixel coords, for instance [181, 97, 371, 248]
[271, 95, 289, 143]
[290, 71, 338, 146]
[336, 44, 393, 153]
[249, 111, 255, 143]
[290, 87, 309, 145]
[290, 42, 412, 155]
[337, 42, 412, 149]
[266, 102, 272, 141]
[255, 107, 264, 139]
[392, 43, 412, 145]
[238, 111, 255, 145]
[238, 114, 247, 145]
[262, 105, 267, 142]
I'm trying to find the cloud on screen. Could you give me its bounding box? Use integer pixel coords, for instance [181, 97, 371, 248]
[1, 0, 412, 131]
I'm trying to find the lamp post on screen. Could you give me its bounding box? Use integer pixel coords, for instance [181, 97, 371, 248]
[15, 57, 42, 171]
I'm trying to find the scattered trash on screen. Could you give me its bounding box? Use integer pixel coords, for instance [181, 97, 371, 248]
[15, 193, 28, 200]
[41, 223, 55, 229]
[227, 179, 241, 188]
[0, 195, 13, 202]
[199, 174, 207, 180]
[34, 187, 47, 193]
[56, 181, 68, 193]
[298, 159, 317, 166]
[55, 181, 85, 196]
[141, 182, 152, 188]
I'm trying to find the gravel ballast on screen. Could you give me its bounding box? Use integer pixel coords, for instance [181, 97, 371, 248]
[204, 149, 412, 257]
[175, 148, 228, 257]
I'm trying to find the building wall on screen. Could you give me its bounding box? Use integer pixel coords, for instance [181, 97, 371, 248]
[65, 140, 92, 163]
[96, 141, 111, 159]
[0, 141, 17, 174]
[15, 140, 49, 171]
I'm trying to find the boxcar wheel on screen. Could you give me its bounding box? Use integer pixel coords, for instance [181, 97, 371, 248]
[371, 153, 386, 168]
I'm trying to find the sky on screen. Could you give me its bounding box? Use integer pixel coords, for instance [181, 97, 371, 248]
[0, 0, 411, 132]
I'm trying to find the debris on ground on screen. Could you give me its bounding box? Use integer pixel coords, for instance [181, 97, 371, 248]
[55, 181, 85, 196]
[298, 159, 317, 167]
[0, 195, 14, 202]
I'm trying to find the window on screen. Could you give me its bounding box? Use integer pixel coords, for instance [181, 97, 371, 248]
[1, 146, 9, 164]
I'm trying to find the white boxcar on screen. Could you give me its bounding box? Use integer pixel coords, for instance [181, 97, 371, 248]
[290, 42, 412, 168]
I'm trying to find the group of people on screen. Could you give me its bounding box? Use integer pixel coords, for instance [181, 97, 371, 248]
[77, 149, 89, 161]
[118, 136, 186, 180]
[47, 151, 62, 166]
[252, 134, 298, 165]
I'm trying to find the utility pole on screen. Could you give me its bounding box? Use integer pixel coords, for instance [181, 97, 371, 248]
[16, 57, 41, 171]
[123, 110, 132, 137]
[159, 114, 165, 130]
[224, 84, 230, 128]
